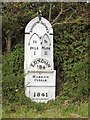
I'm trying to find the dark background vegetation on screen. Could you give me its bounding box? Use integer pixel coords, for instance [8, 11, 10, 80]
[2, 2, 89, 118]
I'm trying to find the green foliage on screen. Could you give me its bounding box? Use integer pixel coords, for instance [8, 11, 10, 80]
[28, 102, 46, 112]
[2, 44, 25, 104]
[54, 24, 88, 99]
[2, 44, 24, 75]
[2, 99, 88, 118]
[2, 3, 89, 116]
[3, 73, 24, 103]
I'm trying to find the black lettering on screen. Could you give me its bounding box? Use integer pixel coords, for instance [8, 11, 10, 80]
[36, 76, 38, 78]
[31, 58, 51, 68]
[30, 63, 34, 67]
[42, 93, 45, 97]
[44, 60, 48, 65]
[34, 92, 36, 97]
[42, 47, 50, 50]
[33, 40, 37, 43]
[37, 58, 41, 63]
[37, 93, 40, 97]
[34, 51, 36, 55]
[47, 64, 51, 67]
[39, 65, 42, 69]
[43, 66, 45, 69]
[44, 40, 47, 43]
[46, 93, 48, 97]
[30, 47, 33, 50]
[30, 47, 39, 50]
[34, 61, 37, 65]
[42, 47, 45, 49]
[49, 47, 50, 50]
[41, 59, 44, 63]
[45, 51, 47, 55]
[33, 75, 35, 78]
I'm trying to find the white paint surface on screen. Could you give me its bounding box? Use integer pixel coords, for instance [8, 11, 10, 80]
[24, 16, 56, 103]
[25, 86, 55, 103]
[25, 70, 56, 87]
[24, 17, 53, 71]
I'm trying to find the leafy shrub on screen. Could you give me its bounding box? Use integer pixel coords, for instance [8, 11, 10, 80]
[2, 44, 25, 104]
[2, 44, 24, 76]
[54, 24, 88, 99]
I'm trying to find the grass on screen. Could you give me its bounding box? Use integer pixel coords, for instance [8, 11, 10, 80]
[2, 97, 88, 118]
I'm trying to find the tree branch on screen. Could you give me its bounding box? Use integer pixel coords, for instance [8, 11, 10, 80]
[64, 11, 76, 23]
[52, 20, 87, 27]
[51, 4, 74, 25]
[51, 3, 63, 24]
[49, 3, 52, 22]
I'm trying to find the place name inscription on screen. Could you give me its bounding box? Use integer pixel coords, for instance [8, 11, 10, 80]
[30, 58, 51, 69]
[33, 75, 49, 82]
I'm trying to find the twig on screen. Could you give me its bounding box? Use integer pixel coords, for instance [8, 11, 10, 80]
[49, 3, 52, 22]
[64, 11, 76, 23]
[51, 4, 74, 25]
[51, 3, 63, 24]
[52, 20, 87, 27]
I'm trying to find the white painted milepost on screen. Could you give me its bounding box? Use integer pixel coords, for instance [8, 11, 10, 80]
[24, 15, 56, 103]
